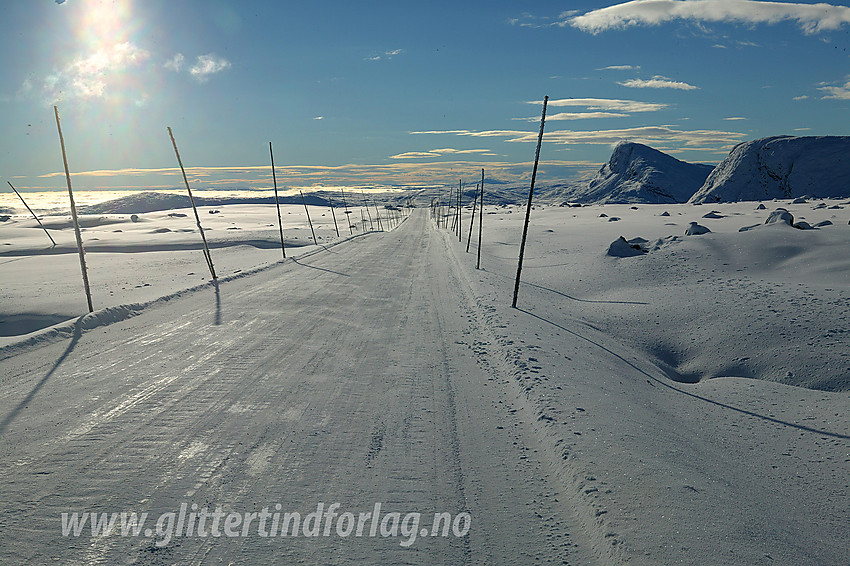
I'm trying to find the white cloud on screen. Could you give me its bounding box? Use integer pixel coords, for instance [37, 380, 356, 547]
[569, 0, 850, 35]
[365, 49, 405, 61]
[164, 53, 185, 72]
[793, 95, 809, 100]
[723, 116, 747, 120]
[537, 112, 630, 120]
[508, 13, 557, 28]
[390, 148, 496, 159]
[36, 41, 150, 103]
[598, 65, 640, 71]
[189, 54, 231, 82]
[619, 76, 699, 90]
[314, 116, 324, 120]
[818, 77, 850, 99]
[413, 125, 745, 149]
[540, 97, 669, 112]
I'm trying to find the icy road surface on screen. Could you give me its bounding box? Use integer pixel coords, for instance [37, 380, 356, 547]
[0, 211, 592, 565]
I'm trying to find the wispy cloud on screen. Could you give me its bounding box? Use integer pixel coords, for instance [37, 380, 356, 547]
[543, 112, 630, 120]
[544, 112, 628, 121]
[34, 160, 599, 190]
[413, 125, 745, 150]
[365, 49, 404, 61]
[597, 65, 640, 71]
[818, 76, 850, 99]
[619, 76, 699, 90]
[390, 148, 497, 159]
[723, 116, 747, 120]
[35, 41, 150, 103]
[189, 54, 232, 82]
[568, 0, 850, 35]
[538, 97, 669, 113]
[163, 53, 185, 72]
[508, 12, 560, 28]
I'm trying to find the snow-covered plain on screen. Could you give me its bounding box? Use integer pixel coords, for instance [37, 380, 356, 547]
[0, 202, 371, 342]
[1, 196, 848, 564]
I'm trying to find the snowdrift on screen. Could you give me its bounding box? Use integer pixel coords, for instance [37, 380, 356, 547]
[690, 135, 850, 203]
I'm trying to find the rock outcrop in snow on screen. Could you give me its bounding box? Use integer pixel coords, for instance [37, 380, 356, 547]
[568, 142, 714, 204]
[689, 136, 850, 203]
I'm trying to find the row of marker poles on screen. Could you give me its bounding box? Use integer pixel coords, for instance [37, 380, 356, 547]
[464, 168, 485, 269]
[48, 107, 428, 315]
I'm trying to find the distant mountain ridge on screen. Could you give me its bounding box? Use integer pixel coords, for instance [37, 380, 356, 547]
[689, 135, 850, 203]
[557, 142, 714, 204]
[80, 191, 332, 214]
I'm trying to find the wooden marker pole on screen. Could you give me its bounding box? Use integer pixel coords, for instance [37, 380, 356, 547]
[372, 198, 383, 231]
[455, 181, 463, 242]
[7, 181, 56, 246]
[54, 106, 93, 312]
[268, 142, 286, 258]
[299, 190, 318, 244]
[477, 168, 484, 269]
[512, 97, 548, 308]
[328, 196, 340, 237]
[466, 182, 478, 253]
[340, 188, 353, 234]
[168, 127, 216, 280]
[361, 191, 374, 231]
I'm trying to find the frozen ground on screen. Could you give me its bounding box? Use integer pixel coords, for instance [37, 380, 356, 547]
[0, 198, 848, 564]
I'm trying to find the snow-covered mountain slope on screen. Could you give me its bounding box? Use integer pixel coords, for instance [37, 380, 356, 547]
[690, 135, 850, 203]
[563, 142, 714, 204]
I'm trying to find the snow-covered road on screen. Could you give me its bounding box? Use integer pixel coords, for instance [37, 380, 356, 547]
[3, 207, 849, 565]
[0, 211, 593, 564]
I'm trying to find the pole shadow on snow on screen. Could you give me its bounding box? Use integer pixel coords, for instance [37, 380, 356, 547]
[214, 280, 221, 326]
[516, 308, 850, 441]
[0, 317, 84, 435]
[522, 280, 648, 306]
[291, 258, 350, 277]
[487, 269, 648, 305]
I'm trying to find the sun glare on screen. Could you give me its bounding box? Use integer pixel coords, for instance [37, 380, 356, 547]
[75, 0, 134, 47]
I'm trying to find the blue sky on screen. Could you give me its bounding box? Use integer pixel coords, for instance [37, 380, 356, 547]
[1, 0, 848, 193]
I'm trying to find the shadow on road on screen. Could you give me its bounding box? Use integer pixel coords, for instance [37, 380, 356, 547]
[292, 258, 350, 277]
[0, 317, 83, 435]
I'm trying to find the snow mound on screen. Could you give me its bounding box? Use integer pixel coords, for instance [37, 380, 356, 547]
[765, 208, 794, 225]
[685, 222, 711, 235]
[690, 136, 850, 203]
[566, 142, 714, 204]
[606, 236, 646, 257]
